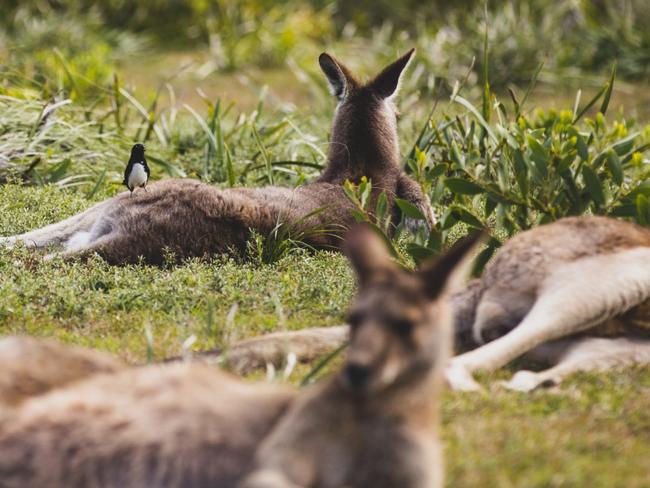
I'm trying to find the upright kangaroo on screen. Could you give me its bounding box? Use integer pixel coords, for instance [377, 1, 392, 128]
[0, 50, 433, 264]
[0, 226, 480, 487]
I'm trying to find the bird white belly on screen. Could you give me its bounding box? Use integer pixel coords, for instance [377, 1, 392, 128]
[128, 163, 147, 189]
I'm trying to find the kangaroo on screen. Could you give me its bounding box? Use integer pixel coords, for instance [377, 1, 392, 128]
[0, 225, 480, 487]
[0, 50, 433, 265]
[187, 216, 650, 392]
[445, 215, 650, 391]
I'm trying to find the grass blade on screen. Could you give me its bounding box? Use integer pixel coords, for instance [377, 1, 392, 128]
[600, 62, 617, 115]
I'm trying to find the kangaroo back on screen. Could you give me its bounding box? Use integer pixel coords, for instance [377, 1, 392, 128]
[0, 336, 123, 408]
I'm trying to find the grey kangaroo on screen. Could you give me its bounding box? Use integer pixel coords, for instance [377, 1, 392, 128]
[0, 49, 433, 264]
[0, 225, 481, 487]
[446, 215, 650, 391]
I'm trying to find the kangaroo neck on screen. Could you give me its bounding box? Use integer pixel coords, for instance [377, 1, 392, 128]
[318, 100, 401, 186]
[319, 370, 441, 424]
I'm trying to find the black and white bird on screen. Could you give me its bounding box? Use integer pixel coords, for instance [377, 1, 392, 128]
[123, 143, 150, 196]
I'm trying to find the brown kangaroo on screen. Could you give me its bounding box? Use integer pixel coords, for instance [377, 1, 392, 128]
[0, 50, 433, 265]
[0, 225, 480, 487]
[189, 216, 650, 392]
[446, 215, 650, 391]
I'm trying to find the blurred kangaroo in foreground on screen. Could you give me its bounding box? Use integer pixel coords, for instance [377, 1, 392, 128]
[0, 49, 433, 264]
[175, 216, 650, 392]
[0, 225, 480, 488]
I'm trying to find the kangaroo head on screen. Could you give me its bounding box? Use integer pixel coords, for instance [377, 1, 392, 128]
[318, 49, 415, 182]
[341, 225, 482, 395]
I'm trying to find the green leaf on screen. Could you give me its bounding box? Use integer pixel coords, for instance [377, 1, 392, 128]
[609, 203, 637, 217]
[427, 230, 443, 253]
[472, 237, 501, 276]
[611, 133, 637, 156]
[148, 155, 187, 178]
[526, 135, 549, 179]
[481, 0, 490, 124]
[557, 154, 575, 174]
[582, 166, 605, 206]
[375, 191, 388, 222]
[575, 134, 589, 161]
[450, 140, 463, 167]
[350, 209, 367, 223]
[360, 178, 372, 209]
[512, 149, 529, 196]
[395, 198, 426, 220]
[441, 207, 459, 230]
[452, 95, 497, 142]
[600, 62, 617, 115]
[342, 181, 359, 204]
[526, 134, 548, 161]
[485, 195, 498, 217]
[605, 150, 623, 186]
[518, 61, 544, 117]
[453, 206, 484, 228]
[444, 177, 484, 195]
[428, 163, 448, 179]
[508, 88, 520, 116]
[625, 182, 650, 200]
[573, 82, 608, 123]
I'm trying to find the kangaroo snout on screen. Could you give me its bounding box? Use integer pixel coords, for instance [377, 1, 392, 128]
[344, 362, 372, 391]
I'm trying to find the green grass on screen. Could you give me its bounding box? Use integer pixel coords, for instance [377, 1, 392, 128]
[445, 368, 650, 487]
[1, 184, 649, 486]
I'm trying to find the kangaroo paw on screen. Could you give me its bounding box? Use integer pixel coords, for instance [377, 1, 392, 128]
[445, 363, 483, 392]
[500, 370, 557, 392]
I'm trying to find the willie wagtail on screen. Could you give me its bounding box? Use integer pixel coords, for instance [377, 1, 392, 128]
[123, 143, 150, 196]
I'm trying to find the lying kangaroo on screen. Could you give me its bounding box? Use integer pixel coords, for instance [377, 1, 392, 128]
[446, 215, 650, 391]
[0, 50, 433, 264]
[174, 216, 650, 392]
[0, 225, 480, 487]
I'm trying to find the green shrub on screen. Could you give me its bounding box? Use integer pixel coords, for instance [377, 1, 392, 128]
[402, 72, 650, 268]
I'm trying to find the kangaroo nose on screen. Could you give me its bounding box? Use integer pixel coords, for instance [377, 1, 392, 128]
[344, 363, 371, 390]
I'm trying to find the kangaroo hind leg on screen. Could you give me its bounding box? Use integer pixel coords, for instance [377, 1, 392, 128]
[502, 336, 650, 392]
[2, 201, 107, 249]
[446, 248, 650, 391]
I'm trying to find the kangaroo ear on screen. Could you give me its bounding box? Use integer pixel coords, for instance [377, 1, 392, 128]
[319, 53, 356, 100]
[417, 230, 486, 299]
[368, 48, 415, 99]
[344, 224, 397, 286]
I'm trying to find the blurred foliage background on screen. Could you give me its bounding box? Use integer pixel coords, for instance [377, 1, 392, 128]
[3, 0, 650, 87]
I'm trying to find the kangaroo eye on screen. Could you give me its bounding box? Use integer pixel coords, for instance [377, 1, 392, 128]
[392, 319, 413, 336]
